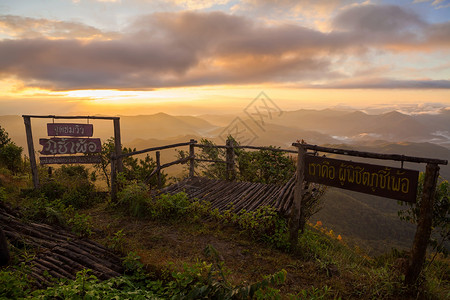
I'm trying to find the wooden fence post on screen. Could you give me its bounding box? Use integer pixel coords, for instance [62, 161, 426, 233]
[405, 163, 440, 285]
[156, 151, 161, 189]
[189, 139, 195, 178]
[23, 116, 39, 189]
[289, 144, 306, 251]
[226, 138, 236, 181]
[113, 118, 123, 173]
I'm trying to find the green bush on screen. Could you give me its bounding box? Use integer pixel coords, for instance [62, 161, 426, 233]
[116, 181, 150, 218]
[0, 125, 11, 148]
[39, 181, 66, 201]
[39, 165, 101, 209]
[235, 206, 290, 250]
[21, 197, 93, 237]
[0, 143, 23, 174]
[149, 192, 191, 220]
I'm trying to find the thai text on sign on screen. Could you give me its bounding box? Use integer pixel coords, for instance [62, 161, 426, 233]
[47, 123, 93, 137]
[39, 138, 101, 155]
[40, 155, 102, 165]
[304, 155, 419, 202]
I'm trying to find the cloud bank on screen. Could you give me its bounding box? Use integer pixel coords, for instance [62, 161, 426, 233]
[0, 4, 449, 91]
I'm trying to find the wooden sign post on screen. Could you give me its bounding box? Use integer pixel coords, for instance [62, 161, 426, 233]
[23, 116, 39, 189]
[405, 163, 439, 285]
[291, 142, 447, 284]
[289, 144, 306, 251]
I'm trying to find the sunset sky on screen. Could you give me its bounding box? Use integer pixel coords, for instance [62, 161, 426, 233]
[0, 0, 449, 116]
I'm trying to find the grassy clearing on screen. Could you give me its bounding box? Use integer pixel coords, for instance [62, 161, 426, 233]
[1, 169, 449, 299]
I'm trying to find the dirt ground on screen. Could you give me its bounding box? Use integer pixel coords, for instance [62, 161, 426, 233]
[86, 203, 358, 297]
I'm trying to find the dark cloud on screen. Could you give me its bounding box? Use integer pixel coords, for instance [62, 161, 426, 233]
[310, 78, 450, 89]
[333, 5, 425, 33]
[0, 6, 449, 90]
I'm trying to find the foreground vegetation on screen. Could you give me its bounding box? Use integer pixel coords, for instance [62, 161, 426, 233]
[0, 127, 449, 299]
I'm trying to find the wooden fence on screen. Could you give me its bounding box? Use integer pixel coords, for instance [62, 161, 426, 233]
[111, 137, 449, 285]
[110, 138, 296, 199]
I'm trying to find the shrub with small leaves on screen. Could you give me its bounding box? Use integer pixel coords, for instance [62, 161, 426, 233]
[116, 181, 150, 218]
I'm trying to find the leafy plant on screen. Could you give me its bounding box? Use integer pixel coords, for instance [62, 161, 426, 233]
[398, 174, 449, 256]
[68, 212, 93, 237]
[94, 138, 167, 189]
[122, 251, 145, 275]
[108, 229, 126, 253]
[0, 253, 34, 299]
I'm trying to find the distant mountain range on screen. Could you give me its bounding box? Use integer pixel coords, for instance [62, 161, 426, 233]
[3, 108, 447, 177]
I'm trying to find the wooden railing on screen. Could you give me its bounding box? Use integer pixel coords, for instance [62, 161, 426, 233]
[110, 138, 297, 199]
[192, 139, 296, 180]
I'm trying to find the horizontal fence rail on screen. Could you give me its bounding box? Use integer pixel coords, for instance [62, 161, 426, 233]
[194, 158, 230, 164]
[193, 143, 296, 153]
[118, 141, 197, 158]
[293, 143, 448, 165]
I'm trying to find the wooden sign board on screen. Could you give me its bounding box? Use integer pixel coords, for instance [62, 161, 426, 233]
[304, 155, 419, 202]
[39, 138, 101, 155]
[40, 155, 102, 165]
[47, 123, 93, 137]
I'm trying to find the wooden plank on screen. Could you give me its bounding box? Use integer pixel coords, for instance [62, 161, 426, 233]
[23, 116, 39, 189]
[47, 123, 93, 137]
[40, 155, 102, 165]
[304, 155, 419, 202]
[293, 143, 448, 165]
[39, 138, 101, 155]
